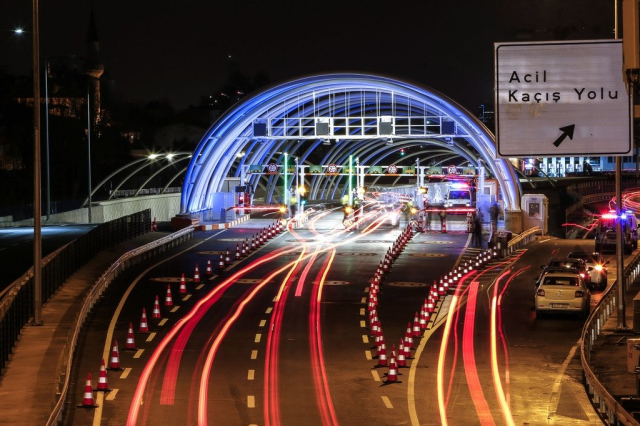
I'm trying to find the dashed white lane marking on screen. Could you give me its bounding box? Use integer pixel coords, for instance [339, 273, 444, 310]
[265, 307, 273, 314]
[134, 349, 144, 358]
[538, 238, 551, 243]
[371, 370, 381, 382]
[170, 306, 179, 313]
[255, 334, 261, 343]
[365, 351, 372, 360]
[360, 320, 366, 328]
[120, 368, 132, 379]
[259, 320, 266, 327]
[146, 332, 156, 342]
[158, 318, 168, 326]
[182, 294, 192, 301]
[196, 284, 204, 290]
[362, 335, 369, 344]
[251, 350, 258, 360]
[105, 389, 118, 400]
[381, 396, 393, 408]
[248, 370, 255, 380]
[248, 395, 255, 408]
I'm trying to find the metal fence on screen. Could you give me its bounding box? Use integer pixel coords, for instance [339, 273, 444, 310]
[0, 209, 151, 375]
[46, 225, 194, 425]
[582, 251, 640, 425]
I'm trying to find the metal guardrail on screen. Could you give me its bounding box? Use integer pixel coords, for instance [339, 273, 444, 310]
[0, 209, 151, 375]
[581, 251, 640, 425]
[506, 226, 540, 253]
[46, 225, 194, 426]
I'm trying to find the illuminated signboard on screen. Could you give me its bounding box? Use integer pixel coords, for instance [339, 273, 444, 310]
[495, 40, 631, 157]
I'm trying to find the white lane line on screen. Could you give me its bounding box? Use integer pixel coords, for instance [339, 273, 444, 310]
[120, 368, 132, 379]
[133, 349, 144, 359]
[254, 334, 261, 343]
[248, 370, 255, 380]
[538, 238, 551, 243]
[170, 306, 179, 313]
[146, 332, 156, 342]
[381, 396, 393, 408]
[158, 318, 168, 326]
[360, 320, 366, 328]
[265, 307, 273, 314]
[182, 294, 192, 301]
[105, 389, 118, 400]
[259, 320, 266, 327]
[248, 395, 255, 408]
[251, 350, 258, 360]
[371, 370, 381, 382]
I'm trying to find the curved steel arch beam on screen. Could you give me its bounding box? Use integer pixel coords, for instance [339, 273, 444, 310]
[135, 156, 192, 197]
[182, 73, 520, 213]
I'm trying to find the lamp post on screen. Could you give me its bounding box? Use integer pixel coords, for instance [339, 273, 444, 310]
[86, 88, 92, 223]
[44, 59, 50, 221]
[31, 0, 43, 325]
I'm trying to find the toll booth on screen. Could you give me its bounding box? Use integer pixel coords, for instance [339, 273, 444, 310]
[521, 194, 548, 235]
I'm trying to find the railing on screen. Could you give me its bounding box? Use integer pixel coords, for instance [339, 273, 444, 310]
[506, 226, 540, 255]
[0, 209, 151, 374]
[581, 252, 640, 425]
[46, 225, 194, 426]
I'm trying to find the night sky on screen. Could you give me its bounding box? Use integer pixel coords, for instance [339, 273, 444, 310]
[1, 0, 615, 113]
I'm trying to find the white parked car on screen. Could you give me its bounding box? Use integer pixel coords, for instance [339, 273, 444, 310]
[567, 251, 609, 290]
[535, 272, 590, 318]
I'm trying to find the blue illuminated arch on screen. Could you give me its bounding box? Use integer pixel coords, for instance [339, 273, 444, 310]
[181, 73, 521, 213]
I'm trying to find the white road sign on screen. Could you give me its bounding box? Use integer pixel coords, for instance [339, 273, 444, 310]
[495, 40, 631, 157]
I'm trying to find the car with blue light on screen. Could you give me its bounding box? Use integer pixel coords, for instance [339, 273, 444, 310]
[444, 183, 473, 208]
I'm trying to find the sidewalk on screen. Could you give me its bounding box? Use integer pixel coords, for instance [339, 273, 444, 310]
[0, 231, 171, 426]
[589, 261, 640, 415]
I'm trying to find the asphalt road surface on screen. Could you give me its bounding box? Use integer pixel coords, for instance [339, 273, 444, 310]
[64, 207, 611, 425]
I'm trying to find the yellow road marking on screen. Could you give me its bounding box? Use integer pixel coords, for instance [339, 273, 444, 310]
[105, 389, 118, 401]
[360, 308, 365, 316]
[365, 350, 372, 360]
[248, 370, 255, 380]
[265, 307, 273, 314]
[133, 349, 144, 359]
[381, 396, 393, 408]
[182, 294, 191, 301]
[251, 350, 258, 360]
[170, 306, 179, 313]
[255, 334, 261, 343]
[158, 319, 168, 326]
[248, 395, 255, 408]
[196, 284, 204, 290]
[259, 320, 266, 327]
[360, 320, 366, 328]
[371, 370, 381, 382]
[146, 332, 156, 342]
[120, 368, 132, 379]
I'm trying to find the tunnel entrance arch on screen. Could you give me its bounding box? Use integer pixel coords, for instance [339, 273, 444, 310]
[182, 73, 521, 220]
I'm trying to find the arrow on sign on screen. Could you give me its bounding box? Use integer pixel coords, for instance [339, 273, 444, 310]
[552, 124, 576, 147]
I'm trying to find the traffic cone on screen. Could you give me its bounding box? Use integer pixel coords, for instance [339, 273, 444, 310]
[412, 313, 421, 338]
[152, 295, 161, 319]
[206, 259, 213, 276]
[193, 266, 200, 284]
[94, 358, 111, 391]
[108, 340, 123, 370]
[419, 309, 427, 329]
[218, 254, 226, 272]
[78, 372, 99, 407]
[164, 284, 173, 307]
[397, 340, 408, 368]
[403, 336, 414, 359]
[405, 323, 414, 349]
[125, 322, 137, 351]
[251, 237, 256, 251]
[384, 358, 400, 384]
[225, 248, 231, 265]
[373, 343, 388, 368]
[241, 240, 247, 257]
[236, 244, 241, 260]
[179, 274, 188, 294]
[441, 216, 447, 233]
[139, 307, 149, 333]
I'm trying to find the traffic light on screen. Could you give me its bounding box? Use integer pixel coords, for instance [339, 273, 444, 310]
[400, 148, 405, 156]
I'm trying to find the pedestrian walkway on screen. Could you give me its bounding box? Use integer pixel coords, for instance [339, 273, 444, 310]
[0, 231, 171, 426]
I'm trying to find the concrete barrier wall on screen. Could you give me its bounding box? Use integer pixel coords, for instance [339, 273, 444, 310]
[3, 193, 180, 226]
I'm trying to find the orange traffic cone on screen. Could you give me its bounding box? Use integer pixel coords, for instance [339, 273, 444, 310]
[78, 372, 99, 407]
[404, 323, 414, 349]
[193, 266, 200, 284]
[108, 340, 123, 370]
[412, 312, 421, 338]
[139, 307, 149, 333]
[218, 254, 226, 272]
[206, 259, 213, 276]
[236, 244, 241, 260]
[403, 336, 413, 359]
[94, 358, 111, 391]
[225, 248, 231, 265]
[164, 284, 173, 307]
[152, 295, 161, 319]
[397, 339, 408, 368]
[125, 322, 136, 351]
[373, 343, 388, 368]
[384, 358, 400, 384]
[179, 274, 188, 294]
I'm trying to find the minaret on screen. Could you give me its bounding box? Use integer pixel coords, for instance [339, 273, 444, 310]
[85, 8, 104, 123]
